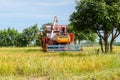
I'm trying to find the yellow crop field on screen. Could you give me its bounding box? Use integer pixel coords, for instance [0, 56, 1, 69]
[0, 47, 120, 80]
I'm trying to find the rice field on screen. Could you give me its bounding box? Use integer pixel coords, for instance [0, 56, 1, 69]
[0, 47, 120, 80]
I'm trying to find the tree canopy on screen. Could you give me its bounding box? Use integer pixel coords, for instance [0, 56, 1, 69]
[70, 0, 120, 52]
[0, 24, 40, 47]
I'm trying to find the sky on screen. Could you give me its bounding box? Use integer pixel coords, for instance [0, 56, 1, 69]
[0, 0, 76, 32]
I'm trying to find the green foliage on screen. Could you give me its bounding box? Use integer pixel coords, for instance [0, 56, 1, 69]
[71, 0, 120, 31]
[0, 28, 19, 47]
[0, 24, 40, 47]
[21, 24, 39, 46]
[70, 0, 120, 52]
[68, 23, 97, 43]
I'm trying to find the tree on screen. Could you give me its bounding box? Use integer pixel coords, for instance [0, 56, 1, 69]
[31, 24, 39, 46]
[0, 28, 19, 47]
[21, 24, 39, 46]
[35, 34, 41, 46]
[7, 28, 19, 46]
[70, 0, 120, 53]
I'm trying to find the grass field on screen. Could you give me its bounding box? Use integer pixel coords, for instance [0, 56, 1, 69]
[0, 47, 120, 80]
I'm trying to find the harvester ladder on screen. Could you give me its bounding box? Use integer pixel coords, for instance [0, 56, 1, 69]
[50, 16, 58, 39]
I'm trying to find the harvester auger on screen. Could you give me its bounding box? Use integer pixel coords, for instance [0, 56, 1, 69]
[39, 16, 83, 52]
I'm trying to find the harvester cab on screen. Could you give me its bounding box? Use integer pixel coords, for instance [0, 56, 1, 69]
[40, 16, 83, 52]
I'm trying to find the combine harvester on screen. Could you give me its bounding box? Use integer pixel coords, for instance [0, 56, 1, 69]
[39, 17, 83, 52]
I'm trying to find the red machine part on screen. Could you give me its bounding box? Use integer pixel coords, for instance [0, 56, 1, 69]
[46, 25, 67, 33]
[69, 33, 74, 43]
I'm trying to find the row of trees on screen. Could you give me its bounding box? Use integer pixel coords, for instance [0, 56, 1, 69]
[0, 24, 40, 47]
[0, 22, 97, 47]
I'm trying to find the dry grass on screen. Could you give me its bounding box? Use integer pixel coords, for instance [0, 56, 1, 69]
[0, 47, 119, 80]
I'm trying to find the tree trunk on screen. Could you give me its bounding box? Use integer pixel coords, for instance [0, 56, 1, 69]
[110, 38, 115, 52]
[99, 37, 104, 52]
[110, 29, 114, 52]
[110, 41, 113, 52]
[104, 38, 109, 53]
[78, 39, 81, 44]
[110, 29, 120, 52]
